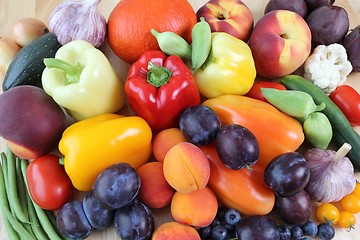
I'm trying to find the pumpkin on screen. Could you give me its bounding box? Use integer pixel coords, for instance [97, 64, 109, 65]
[107, 0, 197, 64]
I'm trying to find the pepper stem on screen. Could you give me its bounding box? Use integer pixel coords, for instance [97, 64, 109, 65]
[333, 143, 352, 161]
[315, 102, 326, 112]
[147, 62, 172, 88]
[43, 58, 83, 84]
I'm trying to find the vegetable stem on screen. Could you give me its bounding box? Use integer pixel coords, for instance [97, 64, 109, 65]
[147, 61, 172, 87]
[333, 143, 352, 161]
[43, 58, 83, 84]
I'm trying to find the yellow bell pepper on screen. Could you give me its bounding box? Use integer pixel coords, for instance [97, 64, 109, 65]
[193, 32, 256, 99]
[59, 114, 152, 191]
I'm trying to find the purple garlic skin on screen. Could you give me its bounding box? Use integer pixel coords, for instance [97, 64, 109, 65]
[304, 147, 356, 203]
[49, 0, 106, 48]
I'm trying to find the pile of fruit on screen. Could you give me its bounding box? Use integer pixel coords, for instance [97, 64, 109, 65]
[0, 0, 360, 239]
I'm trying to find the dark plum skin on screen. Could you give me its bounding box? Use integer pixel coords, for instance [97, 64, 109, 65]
[236, 215, 280, 240]
[264, 152, 310, 197]
[304, 0, 335, 13]
[215, 124, 259, 170]
[82, 192, 114, 229]
[264, 0, 308, 18]
[56, 201, 93, 239]
[114, 199, 154, 240]
[275, 190, 312, 226]
[92, 163, 140, 210]
[179, 104, 221, 146]
[306, 5, 349, 48]
[342, 25, 360, 72]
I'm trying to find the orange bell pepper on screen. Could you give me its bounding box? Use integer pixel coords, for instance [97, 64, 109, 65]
[200, 144, 275, 216]
[203, 95, 304, 167]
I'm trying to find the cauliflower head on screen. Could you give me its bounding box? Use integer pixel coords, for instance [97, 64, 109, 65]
[303, 43, 352, 94]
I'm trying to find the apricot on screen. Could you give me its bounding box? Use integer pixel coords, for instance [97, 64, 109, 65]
[136, 162, 175, 209]
[171, 187, 218, 228]
[163, 142, 210, 193]
[152, 221, 201, 240]
[153, 128, 187, 162]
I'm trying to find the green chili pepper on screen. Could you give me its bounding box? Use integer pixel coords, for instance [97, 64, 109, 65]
[261, 88, 326, 118]
[303, 112, 333, 150]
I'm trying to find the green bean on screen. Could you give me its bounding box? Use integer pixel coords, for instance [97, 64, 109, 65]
[20, 158, 63, 240]
[0, 154, 20, 240]
[5, 146, 30, 223]
[0, 160, 36, 240]
[15, 157, 35, 238]
[0, 153, 12, 213]
[27, 193, 49, 240]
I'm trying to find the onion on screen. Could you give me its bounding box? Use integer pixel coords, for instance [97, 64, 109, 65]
[304, 143, 356, 203]
[0, 37, 21, 75]
[11, 18, 48, 47]
[48, 0, 106, 48]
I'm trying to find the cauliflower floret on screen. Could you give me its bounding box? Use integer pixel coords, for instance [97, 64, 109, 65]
[303, 43, 353, 94]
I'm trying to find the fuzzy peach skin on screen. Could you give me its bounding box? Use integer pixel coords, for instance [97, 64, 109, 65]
[248, 10, 311, 78]
[171, 187, 218, 228]
[152, 221, 201, 240]
[153, 128, 187, 162]
[163, 142, 210, 194]
[196, 0, 254, 41]
[136, 162, 175, 209]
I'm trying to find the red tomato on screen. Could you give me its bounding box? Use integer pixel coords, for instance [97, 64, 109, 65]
[246, 81, 286, 102]
[26, 154, 73, 210]
[329, 85, 360, 126]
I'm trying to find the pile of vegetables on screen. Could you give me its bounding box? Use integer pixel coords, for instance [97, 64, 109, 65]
[0, 0, 360, 239]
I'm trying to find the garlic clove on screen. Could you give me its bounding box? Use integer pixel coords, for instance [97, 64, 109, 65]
[49, 0, 106, 48]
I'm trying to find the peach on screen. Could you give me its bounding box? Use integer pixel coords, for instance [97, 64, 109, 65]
[163, 142, 210, 193]
[152, 128, 187, 162]
[248, 10, 311, 78]
[152, 221, 201, 240]
[171, 187, 218, 228]
[196, 0, 254, 41]
[136, 162, 175, 209]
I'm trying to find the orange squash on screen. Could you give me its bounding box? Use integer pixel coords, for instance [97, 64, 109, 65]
[107, 0, 197, 64]
[200, 144, 275, 216]
[203, 95, 304, 167]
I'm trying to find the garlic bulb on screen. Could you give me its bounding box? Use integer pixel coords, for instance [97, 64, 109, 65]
[49, 0, 106, 47]
[304, 143, 356, 203]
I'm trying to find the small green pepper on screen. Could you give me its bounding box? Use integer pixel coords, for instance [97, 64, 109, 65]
[261, 88, 326, 118]
[303, 112, 333, 150]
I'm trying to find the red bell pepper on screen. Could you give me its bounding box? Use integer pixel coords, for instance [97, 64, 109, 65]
[329, 85, 360, 126]
[125, 50, 200, 132]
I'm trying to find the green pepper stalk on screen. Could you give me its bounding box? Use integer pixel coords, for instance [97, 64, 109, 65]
[146, 62, 172, 88]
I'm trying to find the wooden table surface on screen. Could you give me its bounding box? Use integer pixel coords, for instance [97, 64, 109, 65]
[1, 0, 360, 239]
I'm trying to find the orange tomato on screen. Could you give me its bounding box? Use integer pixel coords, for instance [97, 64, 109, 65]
[316, 203, 340, 224]
[107, 0, 197, 64]
[340, 194, 360, 214]
[200, 144, 275, 216]
[337, 211, 356, 230]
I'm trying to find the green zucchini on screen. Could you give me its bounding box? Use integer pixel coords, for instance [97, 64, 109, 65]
[280, 74, 360, 170]
[2, 32, 62, 91]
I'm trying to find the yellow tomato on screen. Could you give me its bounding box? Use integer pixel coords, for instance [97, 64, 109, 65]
[337, 211, 356, 230]
[340, 194, 360, 214]
[316, 203, 340, 224]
